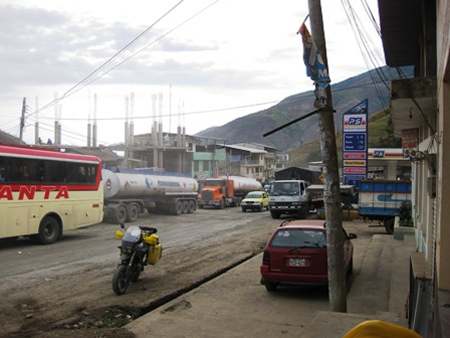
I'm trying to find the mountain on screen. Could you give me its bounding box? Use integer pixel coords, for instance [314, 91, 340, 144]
[196, 66, 412, 151]
[0, 130, 25, 145]
[289, 109, 402, 167]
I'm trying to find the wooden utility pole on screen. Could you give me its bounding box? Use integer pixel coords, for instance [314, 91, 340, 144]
[307, 0, 347, 312]
[19, 97, 26, 141]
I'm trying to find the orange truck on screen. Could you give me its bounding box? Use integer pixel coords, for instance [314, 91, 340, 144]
[198, 176, 262, 209]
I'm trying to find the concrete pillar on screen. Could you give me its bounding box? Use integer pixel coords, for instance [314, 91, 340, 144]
[54, 121, 59, 145]
[158, 123, 163, 147]
[87, 123, 91, 147]
[34, 122, 39, 144]
[386, 160, 397, 180]
[34, 96, 39, 144]
[93, 93, 98, 147]
[159, 150, 164, 170]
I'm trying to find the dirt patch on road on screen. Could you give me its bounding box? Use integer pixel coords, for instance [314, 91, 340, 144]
[0, 216, 277, 338]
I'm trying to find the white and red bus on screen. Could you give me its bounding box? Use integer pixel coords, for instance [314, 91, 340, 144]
[0, 145, 103, 244]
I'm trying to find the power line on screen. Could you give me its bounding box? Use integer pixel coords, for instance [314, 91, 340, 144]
[32, 77, 388, 122]
[36, 100, 277, 121]
[25, 0, 185, 120]
[44, 0, 223, 105]
[340, 0, 389, 107]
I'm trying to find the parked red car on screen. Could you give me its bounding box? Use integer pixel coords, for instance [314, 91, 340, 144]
[260, 220, 356, 292]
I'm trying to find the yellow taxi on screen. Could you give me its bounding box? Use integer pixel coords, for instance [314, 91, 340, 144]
[241, 191, 269, 212]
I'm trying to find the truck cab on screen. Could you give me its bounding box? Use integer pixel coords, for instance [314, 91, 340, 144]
[269, 180, 310, 219]
[198, 178, 235, 209]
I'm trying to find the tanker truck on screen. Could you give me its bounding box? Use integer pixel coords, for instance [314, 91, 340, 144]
[198, 176, 262, 209]
[102, 169, 198, 223]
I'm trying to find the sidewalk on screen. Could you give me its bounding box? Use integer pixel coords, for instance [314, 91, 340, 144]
[127, 232, 416, 338]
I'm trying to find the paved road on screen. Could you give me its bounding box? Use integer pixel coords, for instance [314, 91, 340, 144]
[0, 208, 269, 282]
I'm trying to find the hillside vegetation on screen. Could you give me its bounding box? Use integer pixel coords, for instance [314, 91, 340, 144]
[288, 109, 401, 167]
[197, 66, 412, 151]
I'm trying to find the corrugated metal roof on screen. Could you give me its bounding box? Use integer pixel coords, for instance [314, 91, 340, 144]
[225, 144, 267, 154]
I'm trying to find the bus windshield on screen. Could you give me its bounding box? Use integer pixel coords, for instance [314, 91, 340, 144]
[271, 182, 300, 196]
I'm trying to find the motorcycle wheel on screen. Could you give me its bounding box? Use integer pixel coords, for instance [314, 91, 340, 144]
[112, 265, 130, 295]
[130, 265, 141, 282]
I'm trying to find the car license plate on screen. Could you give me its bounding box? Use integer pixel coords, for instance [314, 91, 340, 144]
[288, 258, 307, 267]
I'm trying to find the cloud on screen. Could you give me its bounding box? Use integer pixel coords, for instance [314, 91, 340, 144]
[0, 5, 230, 92]
[99, 59, 271, 89]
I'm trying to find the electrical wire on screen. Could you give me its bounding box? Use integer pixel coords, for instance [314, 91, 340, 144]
[340, 0, 389, 107]
[43, 0, 223, 105]
[31, 76, 391, 122]
[25, 0, 185, 120]
[37, 100, 277, 121]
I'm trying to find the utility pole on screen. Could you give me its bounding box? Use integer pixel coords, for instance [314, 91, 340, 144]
[308, 0, 346, 312]
[19, 97, 26, 141]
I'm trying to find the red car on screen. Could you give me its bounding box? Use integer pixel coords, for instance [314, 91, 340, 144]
[260, 220, 356, 292]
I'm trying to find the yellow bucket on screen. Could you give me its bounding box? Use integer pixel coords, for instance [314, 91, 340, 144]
[343, 320, 422, 338]
[148, 244, 162, 265]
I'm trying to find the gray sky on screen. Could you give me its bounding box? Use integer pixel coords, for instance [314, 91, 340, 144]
[0, 0, 384, 146]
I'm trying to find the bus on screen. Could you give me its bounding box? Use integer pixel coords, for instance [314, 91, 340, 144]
[0, 145, 103, 244]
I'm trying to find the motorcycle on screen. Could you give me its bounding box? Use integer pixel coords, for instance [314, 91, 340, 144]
[112, 224, 162, 295]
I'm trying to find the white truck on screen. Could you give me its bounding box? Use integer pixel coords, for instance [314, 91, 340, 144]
[102, 169, 198, 223]
[268, 180, 310, 219]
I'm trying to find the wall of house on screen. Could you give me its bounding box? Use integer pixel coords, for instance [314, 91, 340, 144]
[436, 0, 450, 290]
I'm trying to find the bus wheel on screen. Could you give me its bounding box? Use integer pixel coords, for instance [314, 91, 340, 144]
[126, 203, 139, 222]
[37, 216, 61, 244]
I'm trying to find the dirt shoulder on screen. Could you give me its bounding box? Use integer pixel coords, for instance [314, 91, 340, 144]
[0, 214, 279, 338]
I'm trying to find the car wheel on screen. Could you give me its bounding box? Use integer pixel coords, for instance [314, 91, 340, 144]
[264, 281, 278, 292]
[270, 211, 281, 219]
[241, 207, 246, 212]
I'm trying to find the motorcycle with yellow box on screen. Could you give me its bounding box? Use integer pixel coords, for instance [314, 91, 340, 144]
[112, 224, 162, 295]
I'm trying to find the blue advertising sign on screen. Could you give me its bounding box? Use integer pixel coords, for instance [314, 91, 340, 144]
[344, 133, 367, 152]
[342, 99, 369, 186]
[344, 175, 366, 186]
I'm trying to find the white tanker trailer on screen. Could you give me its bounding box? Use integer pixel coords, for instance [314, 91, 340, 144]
[102, 169, 198, 223]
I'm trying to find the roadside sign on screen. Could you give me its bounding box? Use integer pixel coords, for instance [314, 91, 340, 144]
[343, 160, 366, 167]
[343, 167, 367, 174]
[344, 175, 366, 186]
[342, 99, 368, 185]
[344, 133, 367, 152]
[343, 114, 367, 132]
[343, 152, 366, 160]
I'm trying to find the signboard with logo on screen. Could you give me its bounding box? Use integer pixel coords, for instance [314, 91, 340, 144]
[342, 99, 368, 186]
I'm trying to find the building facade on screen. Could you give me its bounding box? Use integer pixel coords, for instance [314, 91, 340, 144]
[378, 0, 450, 336]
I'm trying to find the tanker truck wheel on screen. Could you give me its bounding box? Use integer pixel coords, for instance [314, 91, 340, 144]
[174, 200, 183, 215]
[182, 200, 189, 214]
[187, 200, 195, 214]
[126, 203, 139, 222]
[112, 204, 127, 224]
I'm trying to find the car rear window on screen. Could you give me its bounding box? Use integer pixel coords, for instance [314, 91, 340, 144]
[270, 229, 326, 248]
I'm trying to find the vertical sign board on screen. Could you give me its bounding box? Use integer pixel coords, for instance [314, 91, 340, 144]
[342, 99, 368, 186]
